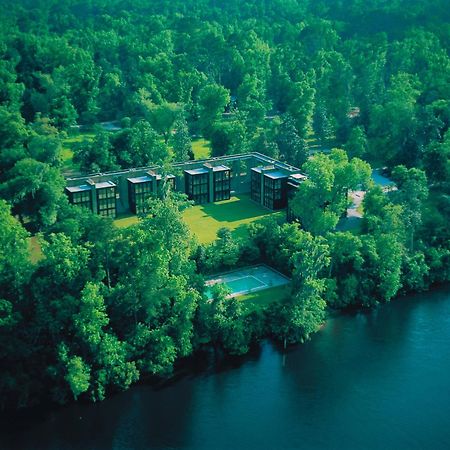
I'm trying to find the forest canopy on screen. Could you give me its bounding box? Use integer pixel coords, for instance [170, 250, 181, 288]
[0, 0, 449, 410]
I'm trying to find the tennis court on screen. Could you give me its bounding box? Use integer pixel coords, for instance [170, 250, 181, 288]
[205, 265, 290, 299]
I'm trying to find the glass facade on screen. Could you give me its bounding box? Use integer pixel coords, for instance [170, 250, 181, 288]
[263, 176, 287, 210]
[128, 180, 153, 214]
[185, 172, 209, 204]
[251, 170, 261, 203]
[97, 186, 117, 218]
[213, 170, 231, 201]
[67, 189, 92, 211]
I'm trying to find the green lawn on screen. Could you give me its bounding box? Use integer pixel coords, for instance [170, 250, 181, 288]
[239, 284, 290, 313]
[114, 214, 139, 228]
[182, 194, 283, 244]
[192, 138, 211, 159]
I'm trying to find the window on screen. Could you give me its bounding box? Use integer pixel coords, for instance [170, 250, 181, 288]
[70, 190, 92, 210]
[213, 170, 230, 202]
[264, 177, 274, 209]
[185, 172, 209, 204]
[251, 170, 261, 203]
[129, 180, 153, 214]
[97, 186, 116, 218]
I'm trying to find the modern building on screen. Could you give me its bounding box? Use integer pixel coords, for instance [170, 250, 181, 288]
[65, 180, 118, 217]
[65, 184, 93, 211]
[127, 175, 153, 214]
[127, 171, 176, 214]
[95, 181, 117, 218]
[65, 152, 304, 216]
[251, 166, 297, 210]
[184, 163, 231, 204]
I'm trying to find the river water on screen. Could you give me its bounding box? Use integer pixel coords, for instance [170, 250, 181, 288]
[2, 286, 450, 450]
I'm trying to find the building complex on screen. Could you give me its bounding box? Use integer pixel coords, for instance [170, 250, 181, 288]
[65, 152, 305, 218]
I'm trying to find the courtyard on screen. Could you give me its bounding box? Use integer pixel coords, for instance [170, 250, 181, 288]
[182, 194, 284, 244]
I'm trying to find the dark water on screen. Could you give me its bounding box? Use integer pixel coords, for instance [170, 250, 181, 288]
[2, 286, 450, 450]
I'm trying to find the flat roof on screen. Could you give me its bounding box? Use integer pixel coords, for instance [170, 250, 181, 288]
[95, 180, 116, 189]
[264, 170, 288, 180]
[212, 165, 230, 172]
[289, 173, 307, 180]
[251, 165, 276, 174]
[128, 175, 152, 184]
[184, 167, 209, 175]
[66, 184, 91, 193]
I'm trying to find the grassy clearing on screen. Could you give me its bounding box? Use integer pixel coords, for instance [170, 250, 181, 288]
[192, 138, 211, 159]
[114, 214, 139, 228]
[28, 235, 44, 264]
[239, 284, 290, 313]
[182, 194, 283, 244]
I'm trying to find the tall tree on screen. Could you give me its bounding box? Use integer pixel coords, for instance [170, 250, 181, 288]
[198, 83, 230, 138]
[171, 115, 192, 162]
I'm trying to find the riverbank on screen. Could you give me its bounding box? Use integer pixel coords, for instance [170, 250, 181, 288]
[2, 285, 449, 450]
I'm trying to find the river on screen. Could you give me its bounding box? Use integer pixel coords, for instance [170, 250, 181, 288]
[2, 286, 450, 450]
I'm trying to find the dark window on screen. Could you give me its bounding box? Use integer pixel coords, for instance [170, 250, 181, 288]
[264, 175, 287, 210]
[185, 172, 209, 204]
[213, 170, 230, 201]
[69, 189, 92, 211]
[129, 180, 153, 214]
[263, 177, 274, 209]
[97, 186, 116, 218]
[251, 170, 261, 203]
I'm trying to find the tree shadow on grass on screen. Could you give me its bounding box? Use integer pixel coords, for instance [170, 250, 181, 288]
[199, 195, 277, 223]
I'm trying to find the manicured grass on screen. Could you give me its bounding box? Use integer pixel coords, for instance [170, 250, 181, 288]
[192, 138, 211, 159]
[28, 235, 44, 264]
[182, 194, 283, 244]
[239, 284, 290, 313]
[114, 214, 139, 228]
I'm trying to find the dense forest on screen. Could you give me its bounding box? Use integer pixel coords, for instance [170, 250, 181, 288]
[0, 0, 449, 410]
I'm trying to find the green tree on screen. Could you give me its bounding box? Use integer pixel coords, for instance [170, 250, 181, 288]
[0, 106, 28, 149]
[291, 149, 371, 235]
[277, 114, 308, 167]
[0, 200, 31, 300]
[171, 115, 192, 162]
[269, 230, 329, 344]
[344, 126, 368, 159]
[144, 102, 181, 144]
[62, 352, 91, 400]
[1, 158, 65, 229]
[287, 76, 316, 138]
[73, 130, 118, 173]
[200, 283, 250, 355]
[198, 83, 230, 138]
[390, 166, 428, 251]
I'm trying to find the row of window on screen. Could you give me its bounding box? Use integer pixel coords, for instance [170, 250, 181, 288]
[251, 171, 261, 203]
[68, 167, 292, 215]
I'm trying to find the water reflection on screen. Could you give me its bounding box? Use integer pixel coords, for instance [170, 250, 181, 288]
[2, 286, 450, 450]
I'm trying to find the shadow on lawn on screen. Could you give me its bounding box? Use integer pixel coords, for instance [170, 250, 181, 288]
[198, 195, 273, 223]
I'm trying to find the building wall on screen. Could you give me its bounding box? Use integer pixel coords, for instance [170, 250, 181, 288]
[65, 153, 302, 215]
